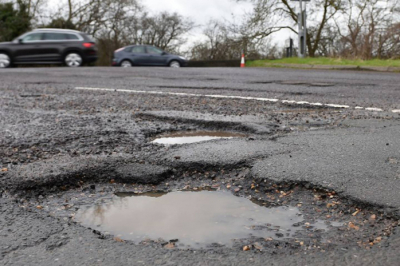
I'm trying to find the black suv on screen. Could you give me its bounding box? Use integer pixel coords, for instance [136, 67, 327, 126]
[0, 29, 97, 68]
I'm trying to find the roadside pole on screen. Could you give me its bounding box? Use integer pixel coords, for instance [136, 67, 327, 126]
[303, 2, 307, 57]
[286, 38, 294, 57]
[293, 0, 308, 58]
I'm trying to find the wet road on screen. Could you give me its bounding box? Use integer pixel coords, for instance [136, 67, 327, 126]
[1, 67, 400, 265]
[1, 67, 399, 110]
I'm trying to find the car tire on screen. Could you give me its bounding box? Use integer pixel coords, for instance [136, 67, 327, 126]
[65, 52, 83, 67]
[121, 60, 132, 67]
[169, 60, 181, 68]
[0, 53, 11, 68]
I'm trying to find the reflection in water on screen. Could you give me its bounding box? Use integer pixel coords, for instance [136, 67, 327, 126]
[75, 191, 334, 248]
[151, 131, 247, 145]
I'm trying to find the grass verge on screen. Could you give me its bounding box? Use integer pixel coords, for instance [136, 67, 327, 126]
[247, 58, 400, 68]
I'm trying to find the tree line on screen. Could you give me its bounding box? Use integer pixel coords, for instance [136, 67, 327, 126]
[0, 0, 399, 64]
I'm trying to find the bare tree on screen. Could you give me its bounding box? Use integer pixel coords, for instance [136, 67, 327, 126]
[49, 0, 141, 37]
[238, 0, 343, 57]
[20, 0, 45, 18]
[189, 20, 239, 60]
[334, 0, 400, 59]
[380, 22, 400, 58]
[89, 0, 142, 65]
[188, 20, 272, 60]
[125, 12, 194, 52]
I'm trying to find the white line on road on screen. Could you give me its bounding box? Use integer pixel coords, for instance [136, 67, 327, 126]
[74, 87, 398, 113]
[365, 107, 384, 112]
[325, 104, 350, 108]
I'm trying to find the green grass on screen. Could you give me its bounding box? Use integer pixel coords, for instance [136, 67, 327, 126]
[247, 57, 400, 68]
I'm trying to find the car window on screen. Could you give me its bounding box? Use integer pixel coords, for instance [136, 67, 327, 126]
[146, 46, 164, 55]
[43, 33, 68, 41]
[131, 46, 146, 54]
[22, 33, 43, 42]
[66, 34, 80, 40]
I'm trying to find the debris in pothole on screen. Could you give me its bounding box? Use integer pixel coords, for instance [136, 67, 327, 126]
[243, 245, 251, 251]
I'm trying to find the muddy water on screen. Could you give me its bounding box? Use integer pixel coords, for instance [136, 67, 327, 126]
[151, 131, 246, 145]
[75, 191, 336, 248]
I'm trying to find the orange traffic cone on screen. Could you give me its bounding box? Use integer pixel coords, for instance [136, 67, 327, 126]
[240, 53, 245, 68]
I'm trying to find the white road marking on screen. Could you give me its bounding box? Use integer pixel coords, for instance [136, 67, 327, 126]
[281, 100, 297, 104]
[365, 107, 384, 112]
[205, 94, 279, 102]
[325, 104, 350, 108]
[74, 87, 398, 113]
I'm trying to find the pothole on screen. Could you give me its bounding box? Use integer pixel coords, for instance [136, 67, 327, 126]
[151, 131, 247, 145]
[26, 167, 399, 253]
[74, 190, 343, 249]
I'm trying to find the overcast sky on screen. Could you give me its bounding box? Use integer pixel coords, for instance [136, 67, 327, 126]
[144, 0, 253, 26]
[48, 0, 253, 28]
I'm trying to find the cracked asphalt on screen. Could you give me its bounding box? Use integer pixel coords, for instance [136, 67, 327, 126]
[1, 67, 400, 265]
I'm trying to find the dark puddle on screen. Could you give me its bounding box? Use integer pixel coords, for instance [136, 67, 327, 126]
[152, 131, 246, 145]
[75, 191, 342, 249]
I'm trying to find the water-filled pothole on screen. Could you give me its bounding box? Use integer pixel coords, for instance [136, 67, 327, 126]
[75, 191, 341, 249]
[151, 131, 246, 145]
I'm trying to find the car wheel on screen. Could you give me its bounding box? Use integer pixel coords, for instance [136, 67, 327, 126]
[121, 60, 132, 67]
[65, 53, 83, 67]
[169, 60, 181, 68]
[0, 53, 11, 68]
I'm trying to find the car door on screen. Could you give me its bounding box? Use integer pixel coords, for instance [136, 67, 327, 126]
[128, 46, 149, 65]
[146, 46, 168, 66]
[13, 32, 44, 63]
[41, 32, 71, 62]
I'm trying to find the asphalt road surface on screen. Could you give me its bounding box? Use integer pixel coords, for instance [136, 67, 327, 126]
[1, 67, 400, 266]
